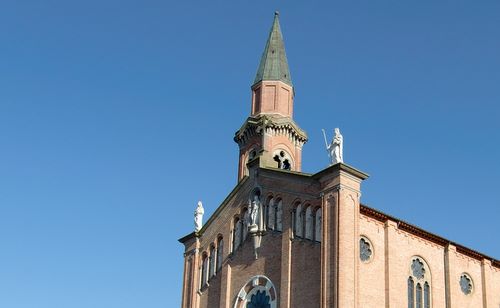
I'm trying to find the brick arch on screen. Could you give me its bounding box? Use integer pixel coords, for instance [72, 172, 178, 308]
[233, 275, 278, 308]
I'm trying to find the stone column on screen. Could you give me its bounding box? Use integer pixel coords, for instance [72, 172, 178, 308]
[190, 239, 201, 308]
[384, 220, 398, 308]
[481, 259, 493, 308]
[444, 244, 458, 308]
[181, 253, 191, 308]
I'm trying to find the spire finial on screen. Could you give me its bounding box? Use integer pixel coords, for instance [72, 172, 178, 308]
[275, 11, 279, 16]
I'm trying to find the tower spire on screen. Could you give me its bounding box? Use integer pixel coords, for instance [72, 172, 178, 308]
[235, 12, 307, 181]
[253, 11, 292, 86]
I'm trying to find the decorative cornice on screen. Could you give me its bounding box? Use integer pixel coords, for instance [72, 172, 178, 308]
[234, 115, 307, 146]
[492, 259, 500, 269]
[360, 204, 500, 268]
[313, 162, 369, 181]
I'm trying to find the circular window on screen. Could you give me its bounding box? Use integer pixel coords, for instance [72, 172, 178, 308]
[460, 273, 473, 295]
[233, 275, 277, 308]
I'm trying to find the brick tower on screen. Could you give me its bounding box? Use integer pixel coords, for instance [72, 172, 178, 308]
[235, 12, 307, 181]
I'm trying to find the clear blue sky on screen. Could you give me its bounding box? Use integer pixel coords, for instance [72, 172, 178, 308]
[1, 1, 499, 307]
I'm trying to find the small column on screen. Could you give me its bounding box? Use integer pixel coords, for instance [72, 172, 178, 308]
[279, 206, 293, 308]
[481, 259, 493, 308]
[444, 244, 458, 308]
[384, 220, 398, 308]
[190, 240, 201, 308]
[181, 253, 190, 308]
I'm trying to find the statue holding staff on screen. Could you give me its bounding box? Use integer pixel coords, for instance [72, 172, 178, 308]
[322, 128, 343, 165]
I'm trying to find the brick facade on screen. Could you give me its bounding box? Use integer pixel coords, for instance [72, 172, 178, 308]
[179, 13, 500, 308]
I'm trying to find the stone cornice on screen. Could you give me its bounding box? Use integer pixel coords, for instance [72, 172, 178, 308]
[234, 115, 308, 146]
[360, 204, 500, 268]
[313, 162, 370, 181]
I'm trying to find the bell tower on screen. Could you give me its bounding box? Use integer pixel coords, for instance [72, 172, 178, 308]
[234, 12, 308, 181]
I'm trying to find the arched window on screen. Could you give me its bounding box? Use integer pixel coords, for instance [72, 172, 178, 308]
[424, 282, 430, 308]
[305, 206, 313, 240]
[242, 208, 249, 241]
[408, 257, 431, 308]
[273, 150, 292, 171]
[267, 198, 275, 230]
[216, 236, 223, 272]
[209, 244, 216, 279]
[232, 217, 242, 252]
[408, 277, 414, 308]
[276, 199, 283, 231]
[294, 203, 304, 238]
[416, 283, 422, 308]
[200, 252, 208, 289]
[314, 207, 322, 242]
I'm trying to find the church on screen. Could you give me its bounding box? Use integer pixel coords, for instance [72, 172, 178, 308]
[179, 13, 500, 308]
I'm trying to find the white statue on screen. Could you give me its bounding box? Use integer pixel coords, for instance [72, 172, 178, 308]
[322, 128, 343, 164]
[249, 195, 260, 227]
[194, 201, 204, 232]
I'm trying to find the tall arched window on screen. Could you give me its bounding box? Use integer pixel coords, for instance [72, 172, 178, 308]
[314, 207, 322, 242]
[200, 252, 208, 289]
[216, 236, 223, 272]
[267, 198, 275, 230]
[232, 217, 242, 252]
[424, 282, 430, 308]
[294, 203, 303, 238]
[209, 244, 216, 279]
[408, 277, 414, 308]
[267, 198, 282, 232]
[276, 199, 283, 231]
[408, 257, 431, 308]
[305, 206, 313, 240]
[242, 208, 249, 241]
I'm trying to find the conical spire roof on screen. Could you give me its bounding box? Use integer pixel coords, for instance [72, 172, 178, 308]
[253, 12, 292, 86]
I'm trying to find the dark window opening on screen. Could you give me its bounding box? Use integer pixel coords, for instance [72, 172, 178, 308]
[282, 159, 290, 170]
[273, 155, 282, 169]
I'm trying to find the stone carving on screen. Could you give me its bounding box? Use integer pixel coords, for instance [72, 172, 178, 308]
[248, 193, 262, 259]
[249, 195, 260, 229]
[194, 201, 204, 232]
[322, 128, 343, 164]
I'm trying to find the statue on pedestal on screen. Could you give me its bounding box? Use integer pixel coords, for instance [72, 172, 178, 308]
[322, 128, 343, 165]
[248, 195, 260, 232]
[194, 201, 204, 232]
